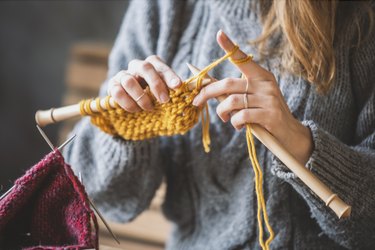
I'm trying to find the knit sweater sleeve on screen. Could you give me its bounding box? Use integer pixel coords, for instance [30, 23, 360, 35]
[271, 30, 375, 248]
[63, 0, 166, 223]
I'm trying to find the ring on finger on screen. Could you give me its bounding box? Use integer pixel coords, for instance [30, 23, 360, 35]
[245, 80, 249, 93]
[135, 91, 146, 102]
[243, 93, 248, 109]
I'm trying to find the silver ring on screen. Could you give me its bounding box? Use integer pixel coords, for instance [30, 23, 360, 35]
[135, 91, 146, 102]
[243, 93, 248, 109]
[245, 80, 249, 94]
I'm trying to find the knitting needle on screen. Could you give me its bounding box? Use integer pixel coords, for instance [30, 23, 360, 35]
[78, 173, 121, 245]
[35, 77, 214, 127]
[0, 187, 13, 201]
[58, 134, 76, 151]
[36, 125, 55, 150]
[187, 63, 351, 219]
[0, 129, 76, 201]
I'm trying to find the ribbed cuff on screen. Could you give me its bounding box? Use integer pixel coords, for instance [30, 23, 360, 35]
[271, 120, 366, 207]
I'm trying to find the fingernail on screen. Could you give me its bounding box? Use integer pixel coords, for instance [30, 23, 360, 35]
[160, 92, 169, 103]
[170, 78, 180, 88]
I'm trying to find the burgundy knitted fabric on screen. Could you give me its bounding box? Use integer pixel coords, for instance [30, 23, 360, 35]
[0, 150, 98, 250]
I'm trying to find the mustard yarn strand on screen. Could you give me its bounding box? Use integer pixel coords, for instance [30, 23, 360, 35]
[246, 124, 274, 250]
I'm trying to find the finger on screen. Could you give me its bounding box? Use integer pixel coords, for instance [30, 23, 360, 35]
[118, 71, 154, 111]
[107, 77, 117, 96]
[216, 30, 273, 80]
[230, 108, 266, 130]
[109, 84, 141, 112]
[193, 78, 249, 106]
[128, 59, 170, 103]
[216, 94, 267, 122]
[145, 55, 182, 89]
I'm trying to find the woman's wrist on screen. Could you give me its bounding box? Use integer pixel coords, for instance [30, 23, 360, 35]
[289, 121, 314, 165]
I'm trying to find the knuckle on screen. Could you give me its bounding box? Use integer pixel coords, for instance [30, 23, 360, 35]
[223, 78, 234, 88]
[121, 76, 137, 89]
[200, 86, 208, 96]
[140, 61, 153, 71]
[151, 79, 165, 91]
[111, 85, 124, 99]
[228, 95, 240, 106]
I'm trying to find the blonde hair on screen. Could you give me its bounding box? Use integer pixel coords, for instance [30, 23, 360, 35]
[253, 0, 374, 94]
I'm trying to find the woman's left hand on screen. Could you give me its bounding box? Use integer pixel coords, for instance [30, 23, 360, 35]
[192, 30, 313, 165]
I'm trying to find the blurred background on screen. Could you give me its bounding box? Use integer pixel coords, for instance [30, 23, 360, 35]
[0, 0, 126, 191]
[0, 1, 169, 249]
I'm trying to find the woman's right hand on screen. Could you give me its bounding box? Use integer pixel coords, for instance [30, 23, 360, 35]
[107, 55, 182, 112]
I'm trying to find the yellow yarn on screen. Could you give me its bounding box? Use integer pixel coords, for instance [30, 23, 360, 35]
[246, 124, 275, 250]
[79, 45, 274, 249]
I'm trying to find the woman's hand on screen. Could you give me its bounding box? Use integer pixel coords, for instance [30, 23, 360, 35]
[107, 55, 182, 112]
[193, 30, 313, 165]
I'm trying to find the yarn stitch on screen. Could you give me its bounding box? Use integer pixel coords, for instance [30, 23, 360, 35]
[0, 150, 98, 250]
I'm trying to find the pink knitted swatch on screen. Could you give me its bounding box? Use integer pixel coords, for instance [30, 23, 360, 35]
[0, 150, 98, 250]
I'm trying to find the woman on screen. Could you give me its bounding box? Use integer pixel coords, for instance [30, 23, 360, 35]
[64, 0, 375, 249]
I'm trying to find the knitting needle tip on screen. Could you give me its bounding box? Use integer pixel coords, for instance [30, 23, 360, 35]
[57, 134, 76, 151]
[36, 125, 55, 150]
[186, 63, 216, 81]
[0, 185, 14, 201]
[186, 63, 196, 73]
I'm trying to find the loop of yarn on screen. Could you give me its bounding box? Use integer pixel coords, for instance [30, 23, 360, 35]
[79, 45, 274, 249]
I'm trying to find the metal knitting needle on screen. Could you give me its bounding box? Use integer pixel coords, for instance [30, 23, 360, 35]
[37, 124, 76, 151]
[0, 187, 13, 201]
[58, 134, 76, 151]
[36, 125, 55, 150]
[78, 173, 121, 245]
[1, 126, 55, 201]
[0, 128, 76, 201]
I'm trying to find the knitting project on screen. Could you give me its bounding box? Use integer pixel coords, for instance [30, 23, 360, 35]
[81, 85, 201, 144]
[79, 45, 274, 249]
[0, 150, 98, 250]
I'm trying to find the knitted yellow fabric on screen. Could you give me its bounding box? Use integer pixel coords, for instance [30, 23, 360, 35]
[80, 85, 201, 142]
[79, 46, 274, 249]
[79, 45, 238, 152]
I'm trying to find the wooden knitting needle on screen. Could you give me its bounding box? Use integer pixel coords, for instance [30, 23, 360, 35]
[35, 77, 213, 127]
[187, 63, 351, 219]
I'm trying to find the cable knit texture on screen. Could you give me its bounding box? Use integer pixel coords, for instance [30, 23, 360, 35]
[64, 0, 375, 249]
[0, 150, 98, 250]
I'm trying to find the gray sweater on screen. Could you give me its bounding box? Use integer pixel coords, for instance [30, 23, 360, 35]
[64, 0, 375, 249]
